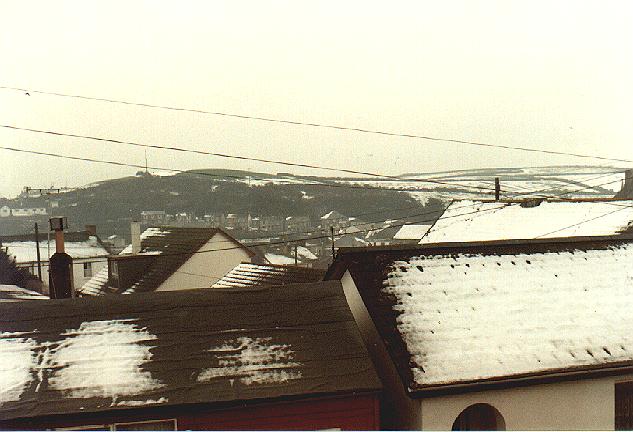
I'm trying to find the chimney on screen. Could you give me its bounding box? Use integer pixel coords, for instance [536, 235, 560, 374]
[85, 224, 97, 236]
[48, 216, 73, 299]
[131, 221, 141, 254]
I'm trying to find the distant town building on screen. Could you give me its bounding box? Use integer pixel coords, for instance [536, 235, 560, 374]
[140, 210, 167, 224]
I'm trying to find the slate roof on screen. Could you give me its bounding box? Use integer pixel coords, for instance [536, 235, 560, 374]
[0, 285, 47, 302]
[212, 263, 325, 288]
[326, 236, 633, 395]
[0, 281, 381, 422]
[78, 227, 255, 296]
[421, 199, 633, 244]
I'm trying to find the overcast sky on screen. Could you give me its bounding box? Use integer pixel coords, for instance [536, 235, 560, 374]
[1, 0, 632, 197]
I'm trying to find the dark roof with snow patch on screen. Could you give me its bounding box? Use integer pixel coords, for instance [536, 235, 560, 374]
[0, 281, 380, 423]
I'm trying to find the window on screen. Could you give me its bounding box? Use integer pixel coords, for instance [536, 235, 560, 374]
[616, 381, 633, 430]
[83, 262, 93, 278]
[452, 403, 505, 431]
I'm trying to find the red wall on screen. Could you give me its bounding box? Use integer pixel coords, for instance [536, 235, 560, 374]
[179, 394, 380, 430]
[0, 394, 380, 431]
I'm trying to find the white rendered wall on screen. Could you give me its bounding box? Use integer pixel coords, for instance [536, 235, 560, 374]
[156, 232, 252, 291]
[420, 373, 633, 430]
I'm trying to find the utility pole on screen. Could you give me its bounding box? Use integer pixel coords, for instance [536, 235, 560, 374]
[330, 226, 336, 262]
[34, 222, 42, 281]
[494, 177, 501, 201]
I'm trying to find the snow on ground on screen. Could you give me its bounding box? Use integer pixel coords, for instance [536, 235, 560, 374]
[422, 200, 633, 244]
[0, 334, 37, 404]
[383, 244, 633, 386]
[48, 319, 163, 400]
[198, 336, 301, 385]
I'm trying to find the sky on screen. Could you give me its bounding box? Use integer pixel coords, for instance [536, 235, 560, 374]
[1, 0, 633, 198]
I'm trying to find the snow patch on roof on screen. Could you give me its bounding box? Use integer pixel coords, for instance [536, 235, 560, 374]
[4, 237, 108, 263]
[265, 253, 296, 265]
[421, 200, 633, 244]
[394, 224, 433, 240]
[48, 320, 163, 400]
[0, 335, 36, 404]
[382, 244, 633, 386]
[198, 336, 301, 385]
[0, 285, 47, 302]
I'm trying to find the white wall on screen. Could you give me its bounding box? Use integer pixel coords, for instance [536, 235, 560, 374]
[420, 373, 633, 430]
[20, 257, 107, 296]
[156, 232, 252, 291]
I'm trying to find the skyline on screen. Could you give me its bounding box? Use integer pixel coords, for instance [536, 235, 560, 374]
[2, 0, 633, 197]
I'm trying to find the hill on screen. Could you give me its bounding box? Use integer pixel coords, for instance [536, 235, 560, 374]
[0, 166, 624, 239]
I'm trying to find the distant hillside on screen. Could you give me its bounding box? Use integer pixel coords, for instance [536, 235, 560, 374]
[0, 165, 624, 238]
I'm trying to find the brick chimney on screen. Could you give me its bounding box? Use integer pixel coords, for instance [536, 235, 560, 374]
[48, 216, 73, 299]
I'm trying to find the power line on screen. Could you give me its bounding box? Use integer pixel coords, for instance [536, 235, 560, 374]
[1, 85, 631, 164]
[0, 144, 496, 195]
[0, 125, 499, 194]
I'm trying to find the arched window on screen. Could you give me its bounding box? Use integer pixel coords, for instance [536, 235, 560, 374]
[452, 403, 506, 431]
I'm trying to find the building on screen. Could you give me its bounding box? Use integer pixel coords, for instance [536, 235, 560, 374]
[421, 199, 633, 244]
[0, 230, 109, 292]
[0, 284, 47, 302]
[79, 226, 256, 296]
[212, 262, 325, 288]
[0, 282, 381, 430]
[140, 210, 168, 224]
[326, 237, 633, 430]
[0, 206, 10, 218]
[393, 224, 433, 243]
[9, 207, 48, 217]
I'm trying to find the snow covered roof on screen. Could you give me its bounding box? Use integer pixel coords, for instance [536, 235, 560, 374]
[77, 266, 109, 296]
[421, 199, 633, 244]
[0, 282, 380, 422]
[264, 247, 316, 266]
[0, 232, 109, 263]
[327, 237, 633, 394]
[213, 263, 325, 288]
[393, 224, 433, 240]
[80, 227, 255, 295]
[0, 285, 46, 302]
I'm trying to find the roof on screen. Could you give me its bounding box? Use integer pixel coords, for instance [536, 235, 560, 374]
[77, 266, 109, 296]
[326, 237, 633, 395]
[79, 227, 255, 295]
[421, 199, 633, 244]
[212, 263, 325, 288]
[393, 224, 433, 240]
[0, 281, 380, 421]
[0, 285, 46, 302]
[0, 231, 109, 263]
[321, 210, 345, 220]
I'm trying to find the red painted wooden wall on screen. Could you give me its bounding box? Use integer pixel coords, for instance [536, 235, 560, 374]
[179, 394, 380, 430]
